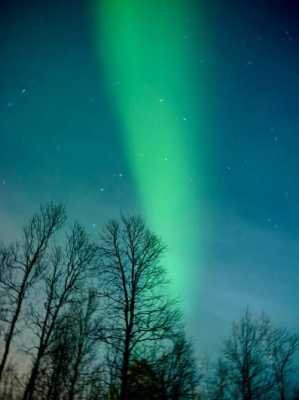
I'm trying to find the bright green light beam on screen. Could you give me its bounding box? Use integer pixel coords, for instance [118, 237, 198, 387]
[93, 0, 205, 300]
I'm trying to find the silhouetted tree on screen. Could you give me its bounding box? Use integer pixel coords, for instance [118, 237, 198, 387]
[156, 331, 199, 400]
[22, 223, 97, 400]
[266, 327, 299, 400]
[1, 206, 299, 400]
[81, 366, 104, 400]
[209, 358, 230, 400]
[98, 216, 178, 400]
[127, 359, 162, 400]
[35, 298, 103, 400]
[46, 315, 73, 400]
[223, 309, 273, 400]
[0, 362, 22, 400]
[0, 203, 66, 381]
[67, 289, 102, 400]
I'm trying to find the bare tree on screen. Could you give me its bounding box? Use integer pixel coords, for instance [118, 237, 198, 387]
[81, 366, 105, 400]
[41, 292, 104, 400]
[126, 358, 163, 400]
[266, 327, 299, 400]
[45, 315, 73, 400]
[22, 223, 97, 400]
[67, 289, 102, 400]
[98, 216, 178, 400]
[42, 293, 103, 400]
[0, 203, 66, 381]
[209, 358, 230, 400]
[223, 309, 273, 400]
[156, 330, 199, 400]
[0, 361, 23, 400]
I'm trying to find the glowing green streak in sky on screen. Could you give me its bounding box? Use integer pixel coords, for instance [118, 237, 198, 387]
[94, 1, 204, 298]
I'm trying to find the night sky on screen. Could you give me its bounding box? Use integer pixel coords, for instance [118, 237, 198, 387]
[1, 0, 299, 355]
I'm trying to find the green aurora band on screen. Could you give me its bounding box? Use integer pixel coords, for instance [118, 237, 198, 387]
[94, 1, 205, 300]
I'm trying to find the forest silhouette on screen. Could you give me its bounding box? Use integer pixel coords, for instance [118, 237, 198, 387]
[0, 204, 298, 400]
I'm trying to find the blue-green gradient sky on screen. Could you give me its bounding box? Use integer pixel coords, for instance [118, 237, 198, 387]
[1, 0, 299, 353]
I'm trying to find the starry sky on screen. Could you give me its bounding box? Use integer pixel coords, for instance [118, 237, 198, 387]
[1, 0, 299, 355]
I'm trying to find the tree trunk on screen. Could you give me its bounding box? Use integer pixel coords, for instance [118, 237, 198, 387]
[279, 383, 285, 400]
[68, 345, 83, 400]
[119, 344, 130, 400]
[0, 289, 24, 381]
[22, 356, 42, 400]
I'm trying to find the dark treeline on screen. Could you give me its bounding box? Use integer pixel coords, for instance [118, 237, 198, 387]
[0, 204, 298, 400]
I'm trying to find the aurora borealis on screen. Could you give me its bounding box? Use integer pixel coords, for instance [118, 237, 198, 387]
[1, 0, 299, 353]
[94, 0, 205, 297]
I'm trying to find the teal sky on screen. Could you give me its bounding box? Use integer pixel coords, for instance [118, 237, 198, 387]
[1, 0, 299, 355]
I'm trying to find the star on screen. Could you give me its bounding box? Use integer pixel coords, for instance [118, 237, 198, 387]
[119, 173, 123, 177]
[2, 179, 6, 185]
[164, 156, 168, 162]
[21, 88, 27, 94]
[159, 98, 165, 103]
[99, 187, 105, 192]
